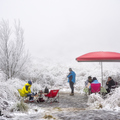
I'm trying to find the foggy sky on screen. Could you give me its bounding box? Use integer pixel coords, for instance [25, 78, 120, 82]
[0, 0, 120, 61]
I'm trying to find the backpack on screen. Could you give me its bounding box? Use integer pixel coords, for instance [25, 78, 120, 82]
[44, 87, 49, 93]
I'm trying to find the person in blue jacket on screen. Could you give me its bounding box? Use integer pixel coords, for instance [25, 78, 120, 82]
[89, 77, 99, 88]
[67, 68, 76, 96]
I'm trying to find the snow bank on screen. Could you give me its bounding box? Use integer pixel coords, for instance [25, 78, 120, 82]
[88, 87, 120, 110]
[103, 87, 120, 110]
[0, 78, 26, 110]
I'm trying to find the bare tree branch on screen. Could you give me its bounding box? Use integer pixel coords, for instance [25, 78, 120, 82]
[0, 20, 29, 80]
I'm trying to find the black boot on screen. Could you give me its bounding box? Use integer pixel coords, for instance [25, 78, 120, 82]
[0, 111, 3, 116]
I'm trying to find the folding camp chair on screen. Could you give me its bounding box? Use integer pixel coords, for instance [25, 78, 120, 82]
[18, 89, 27, 101]
[18, 89, 26, 97]
[91, 83, 101, 94]
[18, 89, 32, 103]
[45, 89, 59, 103]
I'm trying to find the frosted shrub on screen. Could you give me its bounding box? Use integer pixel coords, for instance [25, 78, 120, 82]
[49, 80, 55, 88]
[80, 72, 86, 77]
[0, 70, 6, 82]
[0, 78, 26, 110]
[31, 82, 42, 92]
[102, 87, 120, 109]
[11, 101, 28, 112]
[111, 73, 120, 85]
[0, 98, 9, 110]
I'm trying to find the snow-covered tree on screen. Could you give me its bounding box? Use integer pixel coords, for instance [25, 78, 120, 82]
[0, 20, 29, 80]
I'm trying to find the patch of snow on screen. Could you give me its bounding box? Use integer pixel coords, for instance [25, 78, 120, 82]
[88, 87, 120, 111]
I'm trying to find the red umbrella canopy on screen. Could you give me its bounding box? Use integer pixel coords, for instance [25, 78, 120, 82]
[76, 51, 120, 62]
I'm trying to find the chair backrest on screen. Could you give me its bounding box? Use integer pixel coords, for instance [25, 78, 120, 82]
[18, 89, 26, 97]
[91, 83, 101, 93]
[45, 90, 59, 98]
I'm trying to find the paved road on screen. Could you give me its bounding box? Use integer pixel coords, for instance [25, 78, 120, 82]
[37, 93, 88, 108]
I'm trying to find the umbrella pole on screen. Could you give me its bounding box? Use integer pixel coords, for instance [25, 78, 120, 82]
[101, 62, 103, 86]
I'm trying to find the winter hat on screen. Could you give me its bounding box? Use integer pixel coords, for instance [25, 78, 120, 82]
[28, 80, 32, 85]
[88, 76, 92, 79]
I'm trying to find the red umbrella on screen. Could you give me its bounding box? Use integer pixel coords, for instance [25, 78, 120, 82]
[76, 51, 120, 86]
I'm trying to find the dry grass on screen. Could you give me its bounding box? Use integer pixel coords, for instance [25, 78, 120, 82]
[53, 107, 62, 111]
[43, 114, 56, 119]
[99, 104, 103, 108]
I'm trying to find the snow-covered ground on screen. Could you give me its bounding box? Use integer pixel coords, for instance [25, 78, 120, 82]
[0, 58, 120, 119]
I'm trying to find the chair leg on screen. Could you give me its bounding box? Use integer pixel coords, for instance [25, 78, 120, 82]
[58, 91, 59, 102]
[45, 91, 59, 103]
[53, 92, 59, 102]
[89, 89, 91, 95]
[45, 98, 49, 103]
[53, 96, 59, 102]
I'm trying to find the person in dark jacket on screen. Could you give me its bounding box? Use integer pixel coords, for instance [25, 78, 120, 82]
[67, 68, 76, 96]
[106, 76, 115, 93]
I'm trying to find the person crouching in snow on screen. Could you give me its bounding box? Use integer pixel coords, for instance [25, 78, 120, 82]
[67, 68, 76, 96]
[21, 80, 34, 102]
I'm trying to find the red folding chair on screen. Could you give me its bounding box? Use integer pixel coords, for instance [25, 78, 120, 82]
[91, 83, 101, 94]
[45, 89, 59, 103]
